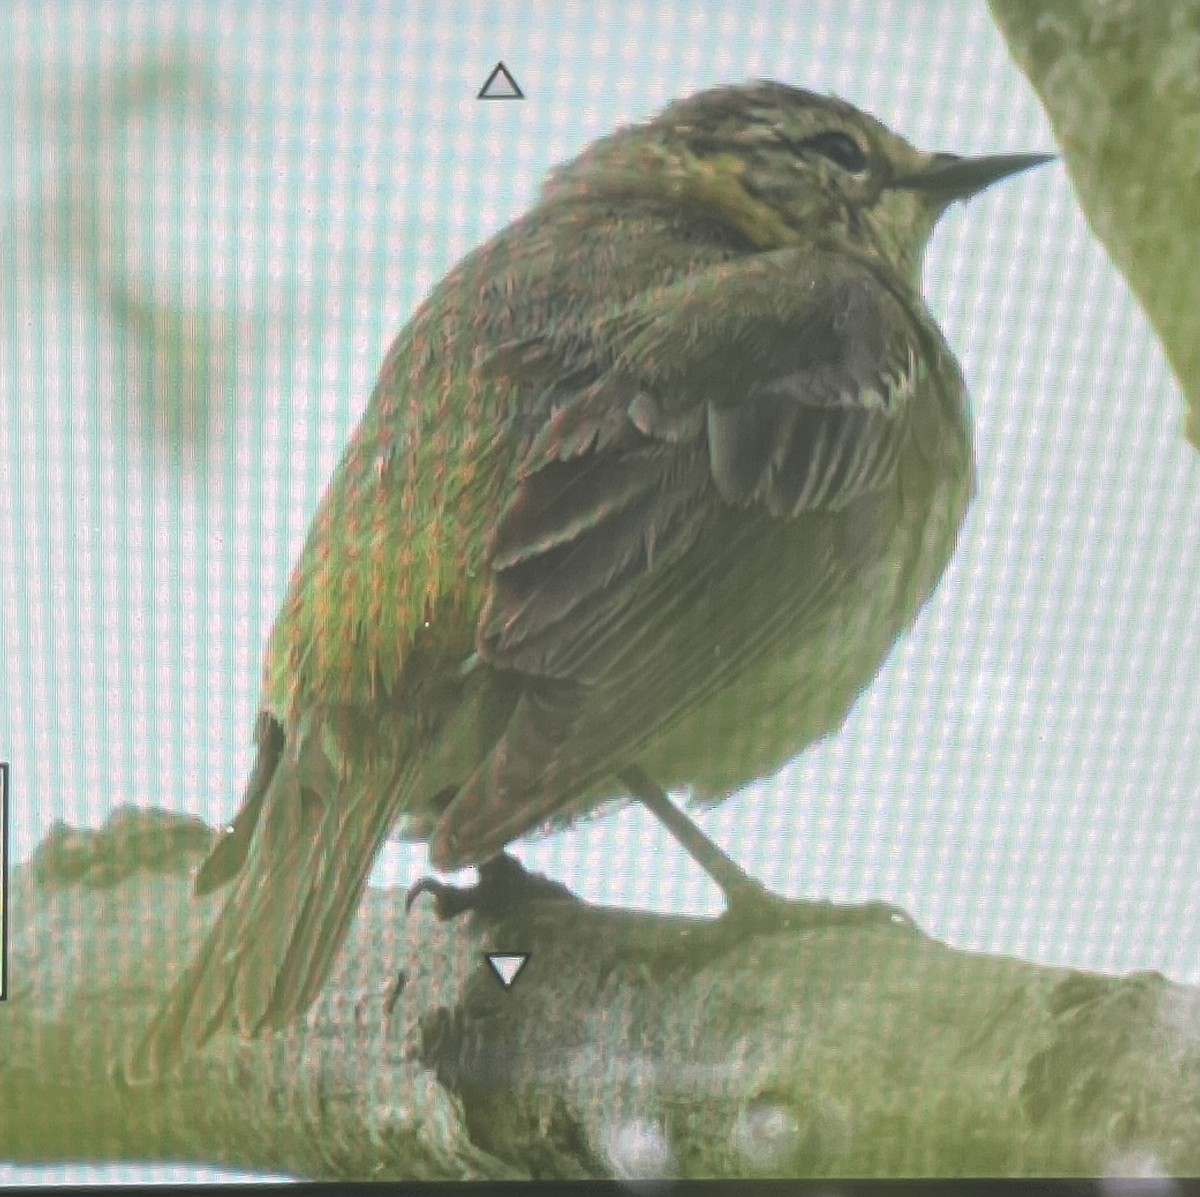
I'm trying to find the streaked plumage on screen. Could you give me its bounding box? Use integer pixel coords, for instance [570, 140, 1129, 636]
[129, 81, 1049, 1077]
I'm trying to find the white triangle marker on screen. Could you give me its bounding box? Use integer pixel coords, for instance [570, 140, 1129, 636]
[485, 953, 530, 989]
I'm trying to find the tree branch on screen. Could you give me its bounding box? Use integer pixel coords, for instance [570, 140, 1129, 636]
[1, 808, 1196, 1180]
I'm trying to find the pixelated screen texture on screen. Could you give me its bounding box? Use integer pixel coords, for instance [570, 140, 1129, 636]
[0, 0, 1195, 1184]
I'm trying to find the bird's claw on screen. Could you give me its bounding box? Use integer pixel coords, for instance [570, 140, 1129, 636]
[631, 888, 920, 983]
[405, 875, 479, 920]
[731, 886, 915, 933]
[717, 882, 917, 937]
[405, 851, 578, 922]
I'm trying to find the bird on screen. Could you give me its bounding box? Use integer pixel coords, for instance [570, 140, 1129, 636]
[128, 80, 1051, 1078]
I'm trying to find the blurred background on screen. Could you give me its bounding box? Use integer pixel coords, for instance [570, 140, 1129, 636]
[0, 0, 1196, 1182]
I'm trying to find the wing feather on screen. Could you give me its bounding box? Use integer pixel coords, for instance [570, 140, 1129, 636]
[431, 248, 930, 868]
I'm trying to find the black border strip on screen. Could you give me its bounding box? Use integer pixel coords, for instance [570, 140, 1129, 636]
[1, 760, 8, 1001]
[0, 1181, 1195, 1195]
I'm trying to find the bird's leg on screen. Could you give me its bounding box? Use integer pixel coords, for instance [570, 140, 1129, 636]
[618, 765, 766, 902]
[618, 764, 915, 944]
[406, 850, 577, 922]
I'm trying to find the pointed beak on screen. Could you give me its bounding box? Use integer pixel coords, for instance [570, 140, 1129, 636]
[895, 150, 1055, 203]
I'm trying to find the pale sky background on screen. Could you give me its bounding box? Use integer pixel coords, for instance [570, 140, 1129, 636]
[1, 0, 1196, 1183]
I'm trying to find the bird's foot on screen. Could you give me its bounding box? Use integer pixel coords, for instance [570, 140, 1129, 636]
[720, 879, 914, 936]
[405, 850, 577, 922]
[641, 881, 917, 981]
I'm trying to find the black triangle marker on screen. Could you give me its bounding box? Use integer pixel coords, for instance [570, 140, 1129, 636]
[477, 62, 525, 100]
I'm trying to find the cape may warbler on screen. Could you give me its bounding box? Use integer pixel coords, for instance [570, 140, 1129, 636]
[131, 80, 1050, 1076]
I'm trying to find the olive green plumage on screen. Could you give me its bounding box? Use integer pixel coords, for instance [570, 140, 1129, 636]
[130, 81, 1049, 1077]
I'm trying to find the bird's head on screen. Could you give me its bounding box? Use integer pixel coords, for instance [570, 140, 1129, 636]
[544, 80, 1052, 287]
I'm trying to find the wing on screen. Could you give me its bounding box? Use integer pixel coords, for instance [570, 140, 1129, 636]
[428, 248, 930, 869]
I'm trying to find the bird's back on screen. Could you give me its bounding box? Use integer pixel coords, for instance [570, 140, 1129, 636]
[258, 195, 779, 752]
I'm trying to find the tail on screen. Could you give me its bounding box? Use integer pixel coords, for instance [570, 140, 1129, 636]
[127, 710, 408, 1081]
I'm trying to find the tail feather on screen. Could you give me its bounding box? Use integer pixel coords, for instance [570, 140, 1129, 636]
[266, 764, 407, 1021]
[128, 715, 410, 1081]
[192, 713, 284, 896]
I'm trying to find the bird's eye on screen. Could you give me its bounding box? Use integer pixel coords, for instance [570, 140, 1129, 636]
[798, 131, 868, 173]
